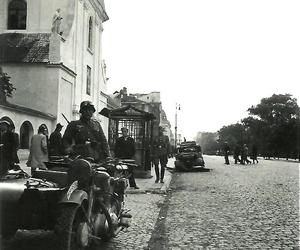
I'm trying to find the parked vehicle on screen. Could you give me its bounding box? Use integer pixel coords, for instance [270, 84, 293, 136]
[0, 157, 133, 250]
[174, 141, 205, 171]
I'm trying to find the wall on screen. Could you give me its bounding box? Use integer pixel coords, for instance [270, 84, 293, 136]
[3, 64, 59, 116]
[0, 107, 53, 136]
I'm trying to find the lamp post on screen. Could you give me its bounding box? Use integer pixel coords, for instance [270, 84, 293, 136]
[175, 103, 181, 149]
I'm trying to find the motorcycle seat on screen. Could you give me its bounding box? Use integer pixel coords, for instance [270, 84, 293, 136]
[33, 169, 68, 187]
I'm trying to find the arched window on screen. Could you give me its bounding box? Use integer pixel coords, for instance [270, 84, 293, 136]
[7, 0, 27, 30]
[88, 17, 93, 49]
[20, 121, 33, 149]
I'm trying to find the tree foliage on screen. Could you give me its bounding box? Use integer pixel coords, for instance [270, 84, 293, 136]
[195, 132, 219, 154]
[216, 94, 300, 160]
[0, 67, 15, 99]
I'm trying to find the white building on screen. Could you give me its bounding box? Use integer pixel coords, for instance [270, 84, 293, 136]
[0, 0, 109, 150]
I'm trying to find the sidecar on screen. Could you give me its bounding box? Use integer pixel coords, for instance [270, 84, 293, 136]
[0, 167, 66, 237]
[174, 141, 205, 171]
[0, 160, 86, 239]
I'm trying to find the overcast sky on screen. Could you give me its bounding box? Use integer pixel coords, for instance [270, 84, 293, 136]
[102, 0, 300, 140]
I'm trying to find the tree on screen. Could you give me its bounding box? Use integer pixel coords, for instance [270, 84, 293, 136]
[195, 132, 219, 155]
[245, 94, 300, 159]
[218, 123, 247, 153]
[0, 67, 15, 102]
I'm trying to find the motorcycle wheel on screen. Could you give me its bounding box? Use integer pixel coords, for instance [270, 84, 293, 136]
[55, 204, 88, 250]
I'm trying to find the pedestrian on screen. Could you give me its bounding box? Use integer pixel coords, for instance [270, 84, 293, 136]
[49, 123, 64, 157]
[241, 144, 251, 164]
[251, 144, 259, 164]
[63, 101, 111, 162]
[1, 121, 20, 175]
[26, 124, 49, 175]
[152, 126, 171, 183]
[223, 141, 230, 165]
[114, 127, 139, 189]
[2, 123, 20, 169]
[233, 145, 241, 164]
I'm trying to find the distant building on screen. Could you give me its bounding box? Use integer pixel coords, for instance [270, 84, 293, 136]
[107, 87, 174, 143]
[160, 109, 174, 145]
[0, 0, 109, 150]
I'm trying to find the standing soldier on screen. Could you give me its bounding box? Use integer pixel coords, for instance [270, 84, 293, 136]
[251, 144, 259, 164]
[233, 145, 241, 164]
[63, 101, 111, 162]
[49, 123, 64, 157]
[224, 141, 230, 165]
[152, 126, 171, 183]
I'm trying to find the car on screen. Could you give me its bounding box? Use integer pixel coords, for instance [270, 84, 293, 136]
[174, 141, 205, 171]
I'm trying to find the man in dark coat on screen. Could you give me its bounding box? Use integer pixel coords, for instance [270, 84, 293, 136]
[251, 144, 259, 164]
[224, 141, 230, 165]
[2, 122, 19, 172]
[63, 101, 111, 162]
[114, 127, 139, 189]
[49, 123, 64, 157]
[233, 145, 241, 164]
[152, 126, 171, 183]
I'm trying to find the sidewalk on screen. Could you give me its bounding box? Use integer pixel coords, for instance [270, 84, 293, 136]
[127, 158, 175, 194]
[18, 156, 175, 195]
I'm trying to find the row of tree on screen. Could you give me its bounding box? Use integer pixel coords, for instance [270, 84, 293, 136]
[195, 94, 300, 160]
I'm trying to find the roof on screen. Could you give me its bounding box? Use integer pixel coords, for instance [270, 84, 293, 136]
[0, 101, 55, 120]
[99, 105, 156, 121]
[0, 33, 51, 63]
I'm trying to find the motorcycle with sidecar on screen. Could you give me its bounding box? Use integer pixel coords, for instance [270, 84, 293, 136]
[0, 157, 134, 250]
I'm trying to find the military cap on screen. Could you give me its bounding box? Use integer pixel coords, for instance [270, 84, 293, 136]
[79, 101, 96, 113]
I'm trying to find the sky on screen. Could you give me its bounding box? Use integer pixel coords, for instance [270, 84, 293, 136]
[102, 0, 300, 140]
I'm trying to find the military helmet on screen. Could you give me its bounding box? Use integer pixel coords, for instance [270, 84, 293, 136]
[79, 101, 96, 113]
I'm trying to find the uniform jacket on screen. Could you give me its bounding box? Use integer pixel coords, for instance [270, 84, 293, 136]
[2, 131, 19, 163]
[152, 135, 171, 158]
[26, 133, 49, 169]
[49, 130, 62, 156]
[63, 118, 110, 161]
[114, 136, 135, 159]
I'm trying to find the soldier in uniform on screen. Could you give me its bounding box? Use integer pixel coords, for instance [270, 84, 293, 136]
[63, 101, 111, 162]
[152, 126, 171, 183]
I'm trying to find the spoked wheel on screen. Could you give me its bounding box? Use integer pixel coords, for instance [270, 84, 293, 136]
[55, 204, 90, 250]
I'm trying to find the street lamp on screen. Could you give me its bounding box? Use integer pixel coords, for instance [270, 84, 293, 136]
[175, 103, 181, 149]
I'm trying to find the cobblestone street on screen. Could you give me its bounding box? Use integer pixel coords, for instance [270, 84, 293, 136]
[1, 156, 299, 249]
[151, 155, 299, 249]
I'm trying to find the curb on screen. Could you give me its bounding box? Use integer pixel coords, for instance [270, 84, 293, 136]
[126, 169, 173, 195]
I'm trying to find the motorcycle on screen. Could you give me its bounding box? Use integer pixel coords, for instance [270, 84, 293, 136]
[0, 157, 134, 250]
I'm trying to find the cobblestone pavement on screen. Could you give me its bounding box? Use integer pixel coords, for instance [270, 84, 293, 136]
[151, 155, 299, 250]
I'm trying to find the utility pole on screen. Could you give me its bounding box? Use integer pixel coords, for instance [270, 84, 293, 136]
[175, 103, 180, 149]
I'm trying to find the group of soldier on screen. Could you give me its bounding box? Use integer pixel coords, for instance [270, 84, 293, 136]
[1, 101, 171, 186]
[224, 142, 258, 165]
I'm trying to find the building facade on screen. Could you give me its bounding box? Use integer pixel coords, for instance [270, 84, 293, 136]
[0, 0, 109, 151]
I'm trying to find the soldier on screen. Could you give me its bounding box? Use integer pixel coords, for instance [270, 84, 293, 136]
[63, 101, 110, 162]
[114, 127, 139, 189]
[224, 141, 230, 165]
[233, 145, 241, 164]
[152, 126, 171, 183]
[49, 123, 63, 157]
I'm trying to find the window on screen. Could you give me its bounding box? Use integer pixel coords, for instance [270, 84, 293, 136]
[86, 66, 91, 95]
[88, 17, 93, 49]
[7, 0, 27, 30]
